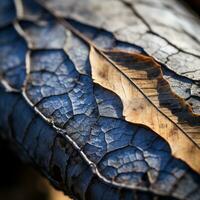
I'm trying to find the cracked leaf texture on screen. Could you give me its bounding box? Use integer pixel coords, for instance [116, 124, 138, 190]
[0, 0, 200, 199]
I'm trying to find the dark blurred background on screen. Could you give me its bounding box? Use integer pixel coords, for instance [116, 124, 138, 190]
[182, 0, 200, 15]
[0, 139, 71, 200]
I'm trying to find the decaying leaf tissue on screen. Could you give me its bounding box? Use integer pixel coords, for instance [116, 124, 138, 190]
[0, 0, 200, 199]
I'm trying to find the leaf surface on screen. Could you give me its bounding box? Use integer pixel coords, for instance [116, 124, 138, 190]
[43, 13, 200, 173]
[1, 0, 200, 199]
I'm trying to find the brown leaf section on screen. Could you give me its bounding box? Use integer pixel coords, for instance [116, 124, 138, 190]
[90, 47, 200, 173]
[104, 50, 200, 142]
